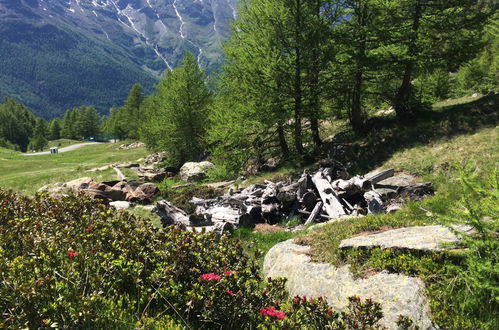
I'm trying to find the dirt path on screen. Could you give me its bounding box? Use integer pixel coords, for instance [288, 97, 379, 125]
[22, 142, 105, 156]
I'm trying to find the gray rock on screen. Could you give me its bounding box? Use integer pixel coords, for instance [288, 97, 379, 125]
[339, 225, 473, 251]
[264, 240, 434, 329]
[378, 174, 416, 187]
[179, 161, 215, 182]
[109, 201, 131, 210]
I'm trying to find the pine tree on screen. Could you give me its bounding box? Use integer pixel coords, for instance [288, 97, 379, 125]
[48, 118, 62, 140]
[123, 83, 144, 139]
[141, 53, 211, 166]
[28, 117, 48, 151]
[0, 98, 36, 151]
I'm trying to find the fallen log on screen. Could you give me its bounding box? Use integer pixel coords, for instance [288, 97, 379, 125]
[154, 200, 190, 227]
[305, 201, 324, 225]
[301, 191, 317, 210]
[332, 176, 372, 196]
[311, 171, 347, 219]
[367, 168, 395, 184]
[276, 182, 299, 203]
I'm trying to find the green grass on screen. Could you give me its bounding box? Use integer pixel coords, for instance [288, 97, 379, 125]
[0, 142, 149, 194]
[233, 227, 294, 270]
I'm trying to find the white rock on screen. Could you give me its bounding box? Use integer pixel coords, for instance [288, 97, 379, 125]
[179, 161, 215, 182]
[109, 201, 131, 210]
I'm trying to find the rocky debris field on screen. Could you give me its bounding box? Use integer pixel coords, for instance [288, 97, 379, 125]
[39, 177, 159, 206]
[153, 159, 434, 234]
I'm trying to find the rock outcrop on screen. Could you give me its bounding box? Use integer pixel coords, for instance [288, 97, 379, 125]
[264, 239, 434, 329]
[339, 225, 473, 251]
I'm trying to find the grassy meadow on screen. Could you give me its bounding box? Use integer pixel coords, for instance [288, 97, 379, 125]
[0, 142, 149, 194]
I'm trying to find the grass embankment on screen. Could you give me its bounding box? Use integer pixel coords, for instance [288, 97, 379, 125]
[38, 138, 83, 152]
[294, 94, 498, 328]
[0, 142, 148, 194]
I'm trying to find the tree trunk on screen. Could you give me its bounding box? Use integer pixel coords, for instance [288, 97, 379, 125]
[350, 1, 367, 132]
[351, 68, 364, 131]
[277, 122, 289, 156]
[394, 0, 422, 118]
[293, 0, 303, 154]
[309, 0, 322, 149]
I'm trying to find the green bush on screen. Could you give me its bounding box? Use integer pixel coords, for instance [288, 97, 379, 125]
[0, 189, 385, 328]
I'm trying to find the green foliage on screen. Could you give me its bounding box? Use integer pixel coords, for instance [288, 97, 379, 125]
[454, 13, 499, 95]
[142, 53, 212, 166]
[0, 98, 36, 151]
[47, 118, 62, 140]
[209, 0, 330, 170]
[0, 21, 156, 118]
[103, 83, 145, 140]
[61, 106, 101, 140]
[0, 189, 385, 328]
[28, 117, 49, 151]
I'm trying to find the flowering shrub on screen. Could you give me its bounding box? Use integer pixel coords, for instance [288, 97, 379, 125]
[0, 189, 384, 328]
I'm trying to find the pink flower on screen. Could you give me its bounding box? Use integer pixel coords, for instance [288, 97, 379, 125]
[87, 225, 93, 233]
[327, 309, 333, 317]
[35, 221, 42, 227]
[226, 289, 235, 296]
[260, 306, 285, 320]
[68, 249, 78, 259]
[223, 270, 233, 276]
[275, 311, 286, 320]
[259, 307, 267, 316]
[200, 273, 221, 280]
[293, 297, 301, 305]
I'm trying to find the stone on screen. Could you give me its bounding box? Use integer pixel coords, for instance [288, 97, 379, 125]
[118, 142, 145, 150]
[145, 152, 167, 165]
[135, 205, 155, 211]
[132, 183, 159, 204]
[261, 157, 280, 172]
[264, 240, 434, 329]
[179, 161, 215, 182]
[65, 177, 94, 190]
[339, 225, 473, 252]
[109, 201, 131, 210]
[377, 173, 416, 187]
[137, 168, 167, 182]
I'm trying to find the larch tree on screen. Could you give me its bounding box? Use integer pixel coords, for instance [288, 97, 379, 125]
[141, 53, 212, 166]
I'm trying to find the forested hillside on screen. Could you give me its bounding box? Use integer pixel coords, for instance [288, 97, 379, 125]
[0, 0, 237, 117]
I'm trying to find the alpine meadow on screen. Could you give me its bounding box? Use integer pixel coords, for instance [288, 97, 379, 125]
[0, 0, 497, 329]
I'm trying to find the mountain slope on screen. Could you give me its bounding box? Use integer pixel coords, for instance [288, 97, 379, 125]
[0, 0, 237, 118]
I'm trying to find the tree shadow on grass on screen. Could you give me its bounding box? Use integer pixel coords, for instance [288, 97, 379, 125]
[327, 93, 498, 173]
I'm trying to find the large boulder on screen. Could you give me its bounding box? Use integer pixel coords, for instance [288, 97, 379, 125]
[64, 177, 94, 191]
[128, 183, 159, 204]
[264, 239, 434, 329]
[179, 161, 215, 182]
